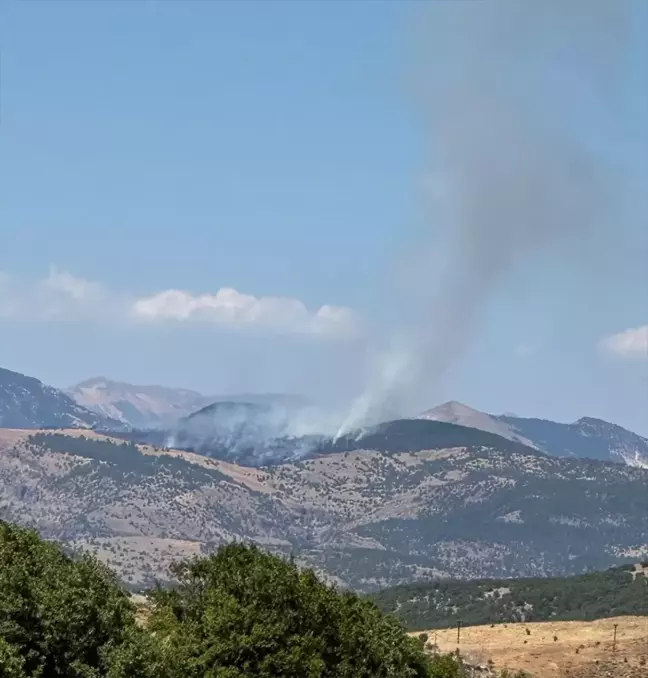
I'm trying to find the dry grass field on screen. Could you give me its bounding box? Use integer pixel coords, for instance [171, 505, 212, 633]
[418, 616, 648, 677]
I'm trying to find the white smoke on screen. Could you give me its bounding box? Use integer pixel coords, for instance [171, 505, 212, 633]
[338, 0, 643, 434]
[161, 399, 349, 465]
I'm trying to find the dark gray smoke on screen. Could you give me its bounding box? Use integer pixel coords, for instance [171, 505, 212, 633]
[338, 0, 641, 434]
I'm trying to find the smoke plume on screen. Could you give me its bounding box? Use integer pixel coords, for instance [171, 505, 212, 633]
[338, 0, 641, 434]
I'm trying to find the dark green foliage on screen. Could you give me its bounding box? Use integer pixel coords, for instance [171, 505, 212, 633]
[146, 542, 433, 677]
[425, 653, 467, 678]
[1, 521, 474, 677]
[28, 433, 227, 487]
[29, 432, 141, 466]
[0, 637, 26, 678]
[371, 565, 648, 631]
[0, 521, 157, 678]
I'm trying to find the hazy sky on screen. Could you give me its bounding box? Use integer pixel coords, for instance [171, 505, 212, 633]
[1, 1, 647, 433]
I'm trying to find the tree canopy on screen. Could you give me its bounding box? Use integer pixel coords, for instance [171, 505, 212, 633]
[1, 520, 524, 677]
[0, 521, 155, 678]
[146, 542, 433, 678]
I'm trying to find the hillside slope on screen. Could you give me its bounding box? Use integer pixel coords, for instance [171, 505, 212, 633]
[1, 424, 647, 590]
[0, 367, 107, 429]
[498, 414, 648, 467]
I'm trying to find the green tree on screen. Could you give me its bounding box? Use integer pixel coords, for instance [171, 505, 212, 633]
[0, 521, 155, 678]
[1, 521, 469, 678]
[147, 542, 433, 678]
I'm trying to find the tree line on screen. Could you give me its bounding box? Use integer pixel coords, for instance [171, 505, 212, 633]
[371, 564, 648, 631]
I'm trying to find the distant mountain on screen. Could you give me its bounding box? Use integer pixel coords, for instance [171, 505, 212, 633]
[68, 378, 311, 432]
[110, 414, 535, 467]
[195, 393, 311, 409]
[418, 401, 536, 448]
[67, 377, 212, 428]
[418, 401, 648, 467]
[146, 404, 523, 467]
[0, 367, 107, 429]
[498, 414, 648, 467]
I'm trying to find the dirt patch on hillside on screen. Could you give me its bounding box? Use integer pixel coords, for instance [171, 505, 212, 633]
[418, 616, 648, 677]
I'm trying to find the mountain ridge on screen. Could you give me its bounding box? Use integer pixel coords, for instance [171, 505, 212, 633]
[418, 401, 648, 467]
[68, 376, 311, 429]
[3, 365, 646, 468]
[1, 424, 646, 591]
[0, 367, 108, 430]
[497, 413, 648, 467]
[417, 401, 536, 449]
[67, 376, 212, 428]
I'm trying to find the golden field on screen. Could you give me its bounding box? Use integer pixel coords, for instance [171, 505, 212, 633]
[418, 616, 648, 677]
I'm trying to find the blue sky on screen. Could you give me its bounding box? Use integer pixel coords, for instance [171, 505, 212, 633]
[1, 1, 647, 433]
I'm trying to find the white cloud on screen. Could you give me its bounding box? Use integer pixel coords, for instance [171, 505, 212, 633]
[131, 287, 355, 335]
[38, 267, 109, 320]
[599, 325, 648, 360]
[0, 269, 356, 337]
[0, 268, 108, 321]
[42, 267, 103, 301]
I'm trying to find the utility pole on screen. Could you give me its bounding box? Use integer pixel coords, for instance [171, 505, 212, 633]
[457, 620, 462, 646]
[612, 623, 618, 654]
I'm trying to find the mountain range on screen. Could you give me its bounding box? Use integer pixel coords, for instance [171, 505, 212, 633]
[67, 376, 308, 429]
[2, 367, 647, 469]
[66, 377, 213, 427]
[1, 423, 646, 591]
[2, 365, 648, 591]
[418, 401, 648, 468]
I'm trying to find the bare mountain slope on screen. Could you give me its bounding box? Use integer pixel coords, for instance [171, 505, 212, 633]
[67, 377, 211, 427]
[68, 376, 310, 430]
[418, 401, 535, 448]
[1, 423, 647, 590]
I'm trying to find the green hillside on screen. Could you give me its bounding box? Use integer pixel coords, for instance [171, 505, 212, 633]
[371, 564, 648, 631]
